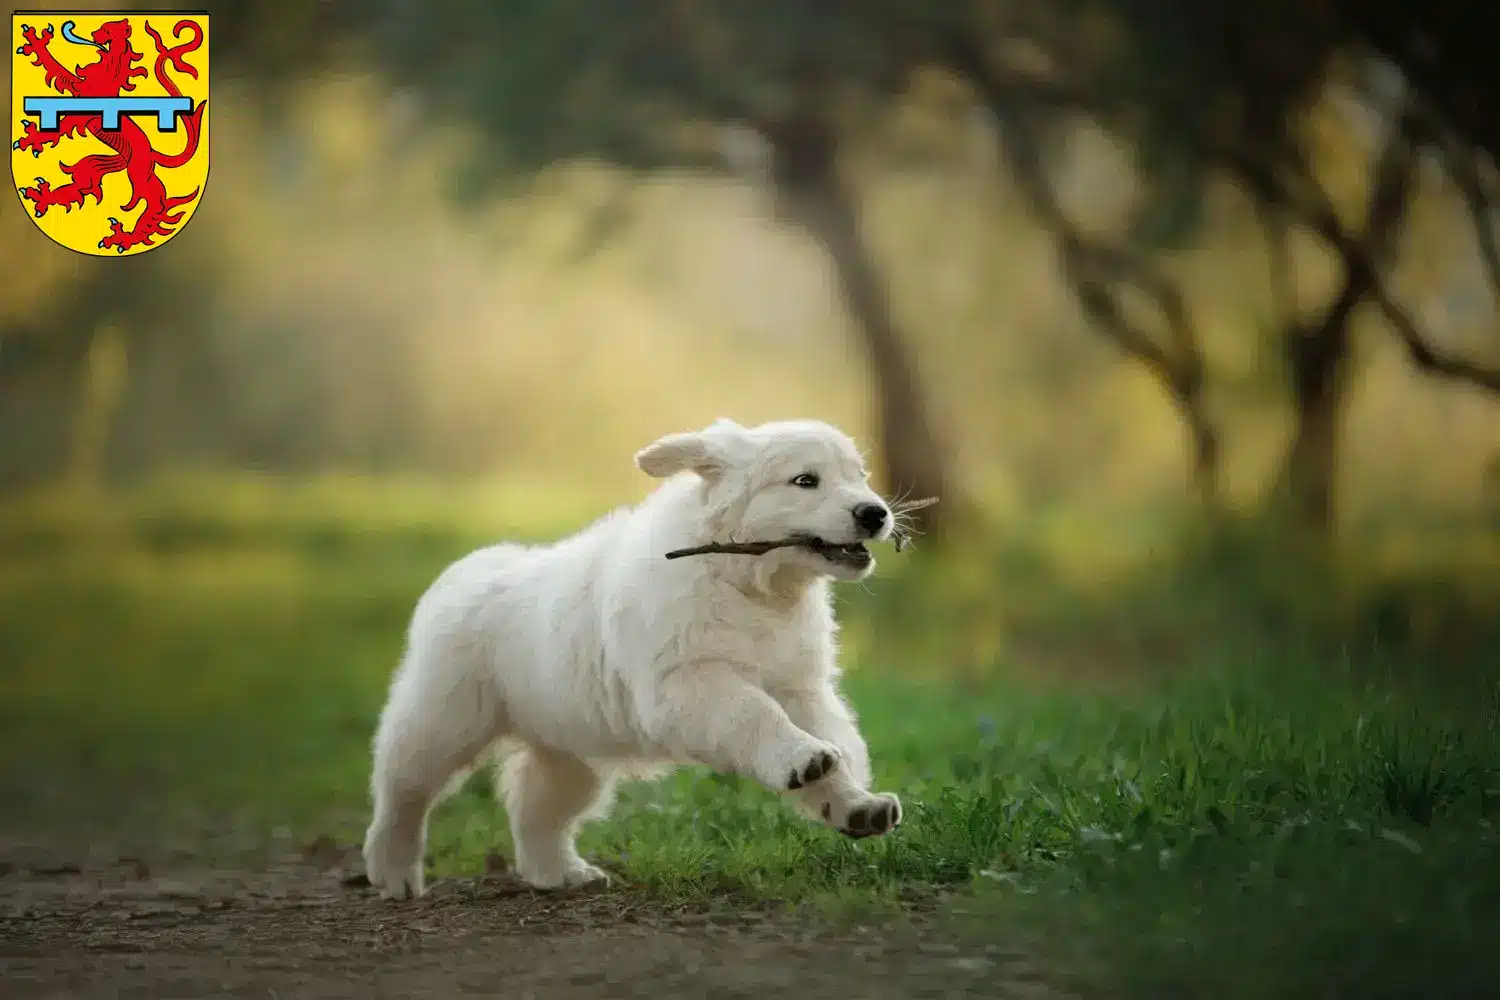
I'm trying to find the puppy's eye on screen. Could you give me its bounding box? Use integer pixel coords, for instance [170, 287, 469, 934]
[790, 473, 820, 489]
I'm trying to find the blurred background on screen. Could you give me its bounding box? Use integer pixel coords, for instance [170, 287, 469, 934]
[6, 10, 1499, 992]
[3, 0, 1499, 676]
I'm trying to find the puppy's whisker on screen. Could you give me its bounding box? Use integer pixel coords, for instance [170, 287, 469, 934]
[885, 495, 938, 552]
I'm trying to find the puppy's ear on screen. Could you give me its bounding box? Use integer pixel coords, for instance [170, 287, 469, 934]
[635, 419, 748, 481]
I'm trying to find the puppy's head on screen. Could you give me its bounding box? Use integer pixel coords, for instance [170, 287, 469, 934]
[636, 418, 892, 582]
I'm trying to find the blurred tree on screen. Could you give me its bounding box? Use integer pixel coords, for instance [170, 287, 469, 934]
[0, 240, 218, 489]
[945, 0, 1500, 532]
[347, 0, 958, 534]
[12, 0, 1499, 529]
[1269, 102, 1416, 531]
[95, 0, 374, 93]
[945, 32, 1221, 506]
[0, 0, 358, 490]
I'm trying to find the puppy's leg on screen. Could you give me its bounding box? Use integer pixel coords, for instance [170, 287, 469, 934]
[641, 663, 844, 792]
[778, 685, 872, 786]
[363, 653, 500, 900]
[501, 744, 614, 889]
[779, 686, 902, 840]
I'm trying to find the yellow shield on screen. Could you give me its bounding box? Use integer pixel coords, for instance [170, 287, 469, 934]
[10, 11, 209, 257]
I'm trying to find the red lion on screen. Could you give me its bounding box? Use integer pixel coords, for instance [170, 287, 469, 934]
[14, 18, 206, 253]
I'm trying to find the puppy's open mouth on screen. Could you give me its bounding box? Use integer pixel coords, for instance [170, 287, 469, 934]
[796, 537, 873, 569]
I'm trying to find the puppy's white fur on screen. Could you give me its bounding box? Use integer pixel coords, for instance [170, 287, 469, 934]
[362, 418, 901, 899]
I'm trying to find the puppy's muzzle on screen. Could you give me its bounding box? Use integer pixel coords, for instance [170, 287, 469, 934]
[852, 502, 890, 539]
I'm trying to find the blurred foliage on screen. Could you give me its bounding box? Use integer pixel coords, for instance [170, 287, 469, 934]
[352, 0, 953, 181]
[2, 10, 1498, 991]
[2, 0, 1497, 547]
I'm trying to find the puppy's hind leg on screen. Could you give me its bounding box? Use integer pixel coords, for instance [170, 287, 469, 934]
[363, 650, 501, 900]
[501, 744, 615, 889]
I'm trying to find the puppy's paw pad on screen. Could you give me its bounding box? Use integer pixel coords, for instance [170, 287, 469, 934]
[787, 747, 840, 789]
[839, 793, 902, 839]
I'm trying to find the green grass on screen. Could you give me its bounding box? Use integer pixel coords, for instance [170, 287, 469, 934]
[1, 504, 1497, 998]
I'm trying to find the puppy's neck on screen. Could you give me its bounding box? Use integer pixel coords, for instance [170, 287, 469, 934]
[695, 560, 824, 616]
[748, 560, 827, 612]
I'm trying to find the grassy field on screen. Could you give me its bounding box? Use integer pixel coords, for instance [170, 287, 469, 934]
[2, 486, 1497, 998]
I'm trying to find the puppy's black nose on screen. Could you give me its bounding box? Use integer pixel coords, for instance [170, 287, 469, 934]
[852, 502, 889, 536]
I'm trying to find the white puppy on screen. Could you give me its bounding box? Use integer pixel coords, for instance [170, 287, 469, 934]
[362, 417, 903, 899]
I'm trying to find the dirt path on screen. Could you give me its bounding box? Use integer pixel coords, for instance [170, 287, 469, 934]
[0, 841, 1061, 999]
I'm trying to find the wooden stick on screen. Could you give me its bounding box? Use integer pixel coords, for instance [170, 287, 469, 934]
[665, 538, 808, 559]
[663, 496, 939, 560]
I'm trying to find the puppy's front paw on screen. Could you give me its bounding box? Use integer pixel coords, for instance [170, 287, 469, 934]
[832, 792, 902, 839]
[519, 858, 611, 891]
[516, 851, 609, 893]
[363, 817, 431, 900]
[363, 836, 425, 900]
[787, 743, 842, 790]
[561, 861, 611, 889]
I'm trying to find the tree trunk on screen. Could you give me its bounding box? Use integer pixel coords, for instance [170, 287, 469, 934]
[1278, 305, 1354, 533]
[1271, 111, 1414, 535]
[1182, 398, 1221, 507]
[940, 35, 1221, 513]
[1067, 261, 1222, 509]
[761, 112, 952, 538]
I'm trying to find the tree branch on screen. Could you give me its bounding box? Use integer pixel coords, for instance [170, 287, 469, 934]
[1235, 123, 1500, 390]
[666, 538, 809, 559]
[1253, 198, 1298, 331]
[944, 35, 1220, 498]
[1432, 126, 1500, 308]
[940, 37, 1500, 398]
